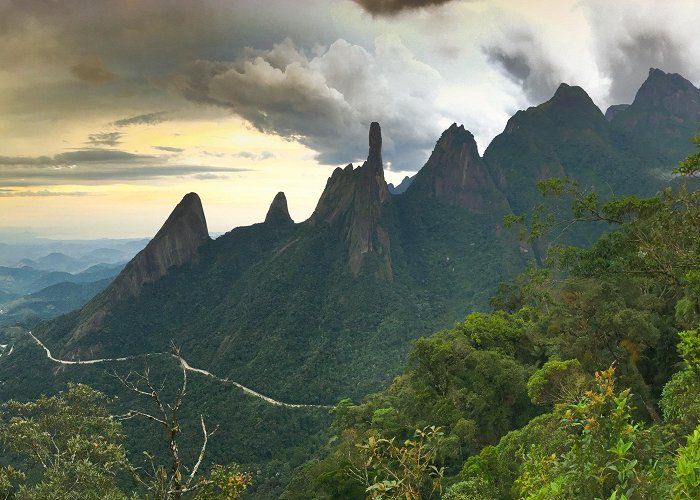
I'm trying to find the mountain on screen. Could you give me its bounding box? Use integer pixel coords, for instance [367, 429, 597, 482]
[5, 71, 700, 497]
[62, 192, 210, 346]
[406, 123, 509, 213]
[387, 175, 413, 194]
[0, 279, 111, 327]
[483, 82, 670, 220]
[33, 122, 524, 404]
[264, 192, 294, 227]
[610, 68, 700, 162]
[310, 122, 392, 276]
[0, 263, 123, 297]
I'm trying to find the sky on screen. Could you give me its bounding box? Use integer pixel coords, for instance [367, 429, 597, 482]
[2, 0, 700, 239]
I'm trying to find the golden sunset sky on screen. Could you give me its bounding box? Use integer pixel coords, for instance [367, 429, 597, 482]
[2, 0, 699, 238]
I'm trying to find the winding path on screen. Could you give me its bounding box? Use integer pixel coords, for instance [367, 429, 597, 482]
[26, 332, 331, 410]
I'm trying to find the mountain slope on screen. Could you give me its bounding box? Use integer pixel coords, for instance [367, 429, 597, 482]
[34, 123, 525, 403]
[610, 68, 700, 163]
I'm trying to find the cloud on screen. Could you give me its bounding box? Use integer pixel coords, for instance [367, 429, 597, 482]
[352, 0, 458, 16]
[583, 0, 700, 104]
[234, 151, 276, 161]
[0, 150, 151, 166]
[482, 30, 564, 104]
[112, 112, 169, 127]
[191, 173, 228, 180]
[0, 148, 248, 186]
[87, 132, 123, 147]
[171, 35, 446, 169]
[69, 55, 115, 84]
[0, 189, 89, 197]
[53, 149, 154, 164]
[154, 146, 185, 153]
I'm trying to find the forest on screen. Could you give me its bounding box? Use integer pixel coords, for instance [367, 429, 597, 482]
[3, 139, 700, 499]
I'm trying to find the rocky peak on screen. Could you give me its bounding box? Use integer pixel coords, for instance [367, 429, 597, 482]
[629, 68, 700, 114]
[406, 123, 509, 213]
[609, 69, 700, 159]
[388, 175, 413, 195]
[549, 83, 605, 119]
[310, 123, 392, 277]
[68, 193, 210, 341]
[264, 192, 294, 226]
[500, 83, 604, 136]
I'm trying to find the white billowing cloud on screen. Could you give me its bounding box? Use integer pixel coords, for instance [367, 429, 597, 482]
[583, 0, 700, 103]
[173, 35, 447, 170]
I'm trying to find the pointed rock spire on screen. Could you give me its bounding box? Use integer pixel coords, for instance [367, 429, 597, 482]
[406, 123, 509, 213]
[264, 192, 294, 226]
[368, 121, 382, 166]
[122, 192, 209, 297]
[68, 193, 210, 340]
[310, 122, 392, 277]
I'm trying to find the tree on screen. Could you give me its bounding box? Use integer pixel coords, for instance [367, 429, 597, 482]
[114, 347, 251, 499]
[351, 426, 445, 500]
[0, 383, 130, 499]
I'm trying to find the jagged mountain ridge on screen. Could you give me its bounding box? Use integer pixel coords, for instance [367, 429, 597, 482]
[36, 122, 523, 403]
[32, 68, 700, 404]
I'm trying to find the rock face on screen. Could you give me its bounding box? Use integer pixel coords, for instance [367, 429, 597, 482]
[311, 122, 392, 277]
[604, 104, 630, 122]
[264, 192, 294, 226]
[69, 192, 210, 341]
[387, 175, 413, 194]
[109, 192, 209, 300]
[610, 68, 700, 162]
[611, 68, 700, 132]
[406, 123, 509, 213]
[483, 83, 613, 214]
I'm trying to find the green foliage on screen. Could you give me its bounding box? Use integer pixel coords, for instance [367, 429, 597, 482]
[527, 359, 587, 406]
[353, 426, 444, 500]
[678, 329, 700, 372]
[674, 427, 700, 498]
[674, 129, 700, 177]
[0, 383, 130, 499]
[515, 367, 644, 499]
[195, 464, 253, 499]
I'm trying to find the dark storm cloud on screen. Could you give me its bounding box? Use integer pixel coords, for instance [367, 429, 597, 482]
[87, 132, 123, 147]
[69, 56, 115, 84]
[353, 0, 458, 16]
[599, 31, 687, 103]
[482, 30, 563, 104]
[112, 112, 169, 127]
[171, 37, 445, 170]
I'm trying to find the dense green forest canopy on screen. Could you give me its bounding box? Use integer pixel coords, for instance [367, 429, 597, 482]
[4, 158, 700, 498]
[281, 145, 700, 498]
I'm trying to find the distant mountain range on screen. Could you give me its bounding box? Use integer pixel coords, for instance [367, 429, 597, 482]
[3, 67, 700, 497]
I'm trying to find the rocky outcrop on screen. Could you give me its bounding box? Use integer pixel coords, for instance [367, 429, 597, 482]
[406, 123, 509, 213]
[604, 104, 630, 121]
[108, 192, 209, 300]
[611, 68, 700, 130]
[264, 192, 294, 226]
[68, 192, 210, 341]
[387, 175, 413, 194]
[311, 122, 392, 277]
